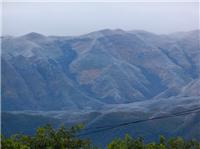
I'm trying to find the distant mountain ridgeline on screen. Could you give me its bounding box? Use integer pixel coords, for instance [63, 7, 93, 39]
[2, 29, 200, 111]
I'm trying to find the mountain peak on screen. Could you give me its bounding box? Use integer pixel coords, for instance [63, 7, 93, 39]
[21, 32, 45, 40]
[82, 28, 126, 39]
[96, 28, 125, 35]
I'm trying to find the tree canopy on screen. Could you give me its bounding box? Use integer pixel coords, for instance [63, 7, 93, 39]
[1, 124, 200, 149]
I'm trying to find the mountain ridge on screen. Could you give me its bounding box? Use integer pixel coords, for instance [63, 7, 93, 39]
[2, 29, 200, 111]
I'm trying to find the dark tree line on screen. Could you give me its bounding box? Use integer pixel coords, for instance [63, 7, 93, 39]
[1, 124, 200, 149]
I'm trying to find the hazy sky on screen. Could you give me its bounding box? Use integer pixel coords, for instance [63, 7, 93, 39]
[2, 0, 200, 36]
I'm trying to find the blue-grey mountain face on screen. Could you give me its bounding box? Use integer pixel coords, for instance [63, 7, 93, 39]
[2, 29, 200, 110]
[2, 30, 200, 146]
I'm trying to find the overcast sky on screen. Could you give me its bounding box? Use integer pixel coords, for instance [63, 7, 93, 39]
[2, 0, 199, 36]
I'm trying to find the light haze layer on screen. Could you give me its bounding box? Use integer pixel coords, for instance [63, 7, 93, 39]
[2, 1, 199, 36]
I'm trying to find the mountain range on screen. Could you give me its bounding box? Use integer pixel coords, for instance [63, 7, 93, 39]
[1, 29, 200, 146]
[2, 29, 200, 110]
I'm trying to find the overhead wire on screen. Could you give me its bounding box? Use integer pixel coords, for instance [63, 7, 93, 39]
[76, 106, 200, 137]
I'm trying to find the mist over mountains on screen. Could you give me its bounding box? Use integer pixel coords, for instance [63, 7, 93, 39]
[2, 29, 200, 146]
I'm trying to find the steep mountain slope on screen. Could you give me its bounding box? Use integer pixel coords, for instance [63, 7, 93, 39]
[2, 29, 200, 110]
[2, 33, 104, 110]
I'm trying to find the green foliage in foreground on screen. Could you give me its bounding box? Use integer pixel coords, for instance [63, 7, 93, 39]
[1, 124, 96, 149]
[107, 134, 200, 149]
[1, 124, 200, 149]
